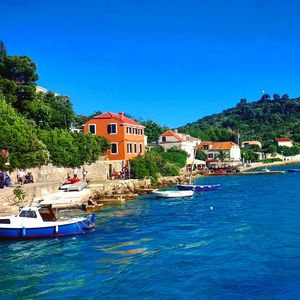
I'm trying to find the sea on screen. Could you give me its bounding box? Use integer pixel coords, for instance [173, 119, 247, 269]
[0, 164, 300, 299]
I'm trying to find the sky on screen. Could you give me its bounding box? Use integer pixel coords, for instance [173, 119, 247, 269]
[1, 0, 300, 127]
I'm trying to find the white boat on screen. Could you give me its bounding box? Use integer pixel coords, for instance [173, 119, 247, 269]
[152, 190, 194, 198]
[0, 205, 95, 239]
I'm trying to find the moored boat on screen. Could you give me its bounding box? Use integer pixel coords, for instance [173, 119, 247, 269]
[287, 169, 300, 173]
[177, 184, 221, 192]
[0, 205, 95, 239]
[152, 190, 194, 198]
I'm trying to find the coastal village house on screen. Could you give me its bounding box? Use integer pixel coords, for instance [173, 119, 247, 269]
[158, 130, 202, 164]
[241, 140, 262, 149]
[276, 138, 293, 148]
[197, 141, 241, 162]
[83, 112, 146, 163]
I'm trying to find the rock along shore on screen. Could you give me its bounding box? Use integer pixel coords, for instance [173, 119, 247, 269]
[0, 175, 189, 215]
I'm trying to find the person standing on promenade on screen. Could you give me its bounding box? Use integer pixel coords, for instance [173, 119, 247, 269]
[82, 168, 88, 181]
[17, 169, 25, 185]
[73, 167, 78, 177]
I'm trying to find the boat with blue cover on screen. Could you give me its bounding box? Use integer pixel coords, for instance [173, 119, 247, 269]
[177, 184, 221, 192]
[0, 205, 96, 239]
[287, 169, 300, 173]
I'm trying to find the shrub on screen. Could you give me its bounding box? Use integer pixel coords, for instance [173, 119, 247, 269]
[160, 162, 180, 176]
[261, 158, 282, 163]
[130, 147, 185, 180]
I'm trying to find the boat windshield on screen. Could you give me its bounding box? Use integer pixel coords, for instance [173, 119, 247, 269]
[19, 210, 37, 218]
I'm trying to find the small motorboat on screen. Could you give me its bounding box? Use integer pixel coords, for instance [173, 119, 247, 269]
[59, 180, 87, 192]
[287, 169, 300, 173]
[0, 205, 95, 239]
[152, 190, 194, 198]
[177, 184, 221, 192]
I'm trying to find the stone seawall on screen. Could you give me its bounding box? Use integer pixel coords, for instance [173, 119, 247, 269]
[9, 159, 123, 184]
[90, 176, 187, 199]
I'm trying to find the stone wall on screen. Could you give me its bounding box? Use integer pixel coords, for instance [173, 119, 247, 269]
[9, 159, 124, 184]
[90, 175, 187, 199]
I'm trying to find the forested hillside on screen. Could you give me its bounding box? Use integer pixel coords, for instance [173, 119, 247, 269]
[179, 95, 300, 147]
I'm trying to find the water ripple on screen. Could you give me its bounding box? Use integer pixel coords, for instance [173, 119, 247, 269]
[1, 165, 300, 298]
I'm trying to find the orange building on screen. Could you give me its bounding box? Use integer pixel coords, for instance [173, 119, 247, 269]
[83, 112, 146, 162]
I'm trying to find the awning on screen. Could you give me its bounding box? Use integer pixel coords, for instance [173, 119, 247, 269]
[186, 158, 206, 165]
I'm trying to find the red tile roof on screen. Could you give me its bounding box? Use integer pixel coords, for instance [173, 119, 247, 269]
[161, 130, 184, 142]
[276, 138, 293, 142]
[93, 112, 144, 127]
[210, 141, 238, 150]
[197, 141, 238, 151]
[196, 141, 214, 149]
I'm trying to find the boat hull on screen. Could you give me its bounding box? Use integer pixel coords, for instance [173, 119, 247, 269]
[177, 184, 221, 192]
[0, 217, 95, 239]
[152, 190, 194, 198]
[287, 169, 300, 173]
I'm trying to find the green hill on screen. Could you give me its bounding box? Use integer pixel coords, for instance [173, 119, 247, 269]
[179, 95, 300, 148]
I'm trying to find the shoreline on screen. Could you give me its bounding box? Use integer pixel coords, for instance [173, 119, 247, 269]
[240, 160, 300, 172]
[1, 160, 299, 214]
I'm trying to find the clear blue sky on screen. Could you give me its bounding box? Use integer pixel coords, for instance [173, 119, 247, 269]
[1, 0, 300, 127]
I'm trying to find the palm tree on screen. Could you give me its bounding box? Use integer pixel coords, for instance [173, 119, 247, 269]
[218, 150, 230, 162]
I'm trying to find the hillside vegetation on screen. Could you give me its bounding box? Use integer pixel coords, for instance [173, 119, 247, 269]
[179, 95, 300, 148]
[0, 41, 109, 169]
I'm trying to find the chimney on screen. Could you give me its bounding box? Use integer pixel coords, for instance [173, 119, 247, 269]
[119, 112, 124, 120]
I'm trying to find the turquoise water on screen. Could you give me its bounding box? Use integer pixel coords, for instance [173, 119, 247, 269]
[1, 165, 300, 299]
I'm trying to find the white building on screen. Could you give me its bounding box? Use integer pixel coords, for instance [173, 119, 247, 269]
[276, 138, 293, 148]
[158, 130, 201, 163]
[241, 140, 262, 148]
[197, 141, 241, 162]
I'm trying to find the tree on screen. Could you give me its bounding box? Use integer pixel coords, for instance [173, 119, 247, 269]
[218, 150, 230, 162]
[266, 144, 277, 155]
[162, 147, 188, 168]
[241, 148, 259, 162]
[0, 53, 39, 114]
[43, 92, 75, 128]
[38, 129, 109, 167]
[260, 94, 271, 102]
[237, 98, 247, 107]
[273, 93, 281, 101]
[282, 94, 289, 101]
[0, 40, 7, 62]
[196, 149, 207, 161]
[0, 99, 50, 169]
[142, 120, 169, 143]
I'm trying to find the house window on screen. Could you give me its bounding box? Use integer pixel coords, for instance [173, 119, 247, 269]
[162, 136, 166, 142]
[110, 143, 118, 154]
[134, 144, 137, 154]
[138, 129, 143, 135]
[126, 127, 132, 134]
[139, 143, 143, 154]
[107, 123, 117, 134]
[88, 124, 96, 135]
[127, 143, 132, 153]
[208, 153, 214, 159]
